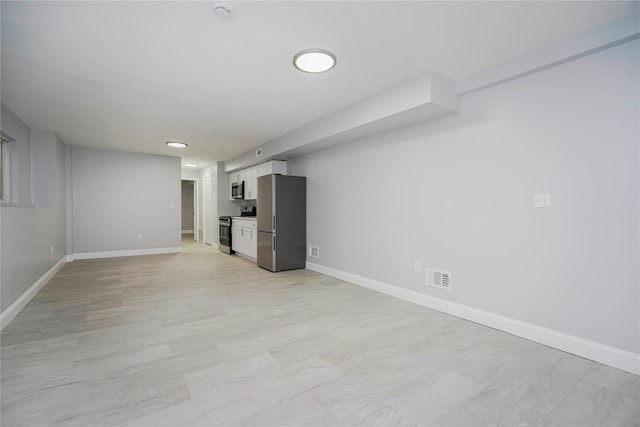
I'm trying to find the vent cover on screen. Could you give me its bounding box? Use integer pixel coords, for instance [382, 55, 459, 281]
[426, 268, 451, 290]
[309, 245, 319, 258]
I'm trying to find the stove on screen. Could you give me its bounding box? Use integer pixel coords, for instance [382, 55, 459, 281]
[218, 216, 233, 254]
[240, 205, 256, 216]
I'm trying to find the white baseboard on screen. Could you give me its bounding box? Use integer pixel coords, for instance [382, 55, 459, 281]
[181, 230, 194, 234]
[306, 262, 640, 376]
[73, 247, 182, 260]
[234, 252, 255, 261]
[1, 256, 67, 330]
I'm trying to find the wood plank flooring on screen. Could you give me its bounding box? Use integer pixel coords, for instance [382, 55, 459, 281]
[1, 236, 639, 426]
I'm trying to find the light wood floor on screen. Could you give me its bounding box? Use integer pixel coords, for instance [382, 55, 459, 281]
[1, 236, 638, 426]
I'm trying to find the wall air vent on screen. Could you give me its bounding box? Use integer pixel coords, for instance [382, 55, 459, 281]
[309, 245, 319, 258]
[426, 268, 451, 290]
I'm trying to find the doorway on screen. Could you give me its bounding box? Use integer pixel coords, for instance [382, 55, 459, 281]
[203, 174, 214, 245]
[181, 179, 197, 241]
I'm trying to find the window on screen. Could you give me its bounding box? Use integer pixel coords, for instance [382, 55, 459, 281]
[1, 131, 14, 203]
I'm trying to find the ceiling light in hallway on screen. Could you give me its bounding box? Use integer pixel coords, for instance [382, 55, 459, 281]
[212, 1, 234, 18]
[166, 141, 187, 148]
[293, 49, 336, 73]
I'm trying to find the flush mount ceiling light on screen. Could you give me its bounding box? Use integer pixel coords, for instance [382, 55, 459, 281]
[293, 49, 336, 73]
[166, 141, 187, 148]
[212, 1, 233, 18]
[184, 163, 198, 168]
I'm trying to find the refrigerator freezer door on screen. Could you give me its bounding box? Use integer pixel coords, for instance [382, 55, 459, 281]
[272, 175, 307, 271]
[257, 231, 275, 271]
[257, 175, 274, 233]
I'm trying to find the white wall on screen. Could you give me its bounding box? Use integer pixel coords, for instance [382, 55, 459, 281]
[289, 39, 639, 354]
[71, 146, 181, 255]
[1, 105, 67, 313]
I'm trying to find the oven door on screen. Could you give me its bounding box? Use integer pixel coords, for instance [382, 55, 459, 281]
[218, 220, 233, 254]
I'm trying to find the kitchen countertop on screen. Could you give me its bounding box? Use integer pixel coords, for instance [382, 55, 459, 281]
[231, 216, 256, 220]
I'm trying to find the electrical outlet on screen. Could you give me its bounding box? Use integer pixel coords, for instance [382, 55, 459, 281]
[169, 202, 174, 208]
[533, 193, 551, 208]
[256, 147, 264, 157]
[414, 260, 421, 272]
[137, 233, 142, 240]
[50, 244, 54, 254]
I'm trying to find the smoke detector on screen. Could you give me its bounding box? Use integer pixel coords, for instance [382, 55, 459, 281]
[213, 1, 233, 18]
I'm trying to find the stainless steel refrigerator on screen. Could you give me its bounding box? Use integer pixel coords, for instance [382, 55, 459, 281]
[257, 174, 306, 272]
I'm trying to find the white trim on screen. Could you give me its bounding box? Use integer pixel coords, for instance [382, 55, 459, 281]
[306, 262, 640, 376]
[457, 11, 640, 95]
[181, 230, 194, 234]
[1, 256, 66, 330]
[234, 252, 254, 261]
[66, 255, 74, 262]
[73, 247, 182, 260]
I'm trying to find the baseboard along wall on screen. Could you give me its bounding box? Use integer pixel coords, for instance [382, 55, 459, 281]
[1, 256, 66, 330]
[306, 262, 640, 376]
[3, 253, 636, 375]
[2, 247, 183, 329]
[72, 247, 182, 260]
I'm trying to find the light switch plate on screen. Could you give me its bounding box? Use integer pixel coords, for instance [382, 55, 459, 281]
[533, 193, 551, 208]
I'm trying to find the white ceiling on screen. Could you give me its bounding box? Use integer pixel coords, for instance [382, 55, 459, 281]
[1, 1, 634, 170]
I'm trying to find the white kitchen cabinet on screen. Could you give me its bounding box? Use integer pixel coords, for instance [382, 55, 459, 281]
[230, 171, 243, 185]
[231, 218, 257, 259]
[231, 224, 241, 252]
[256, 160, 287, 177]
[246, 226, 257, 259]
[228, 161, 287, 201]
[244, 168, 257, 200]
[272, 160, 287, 176]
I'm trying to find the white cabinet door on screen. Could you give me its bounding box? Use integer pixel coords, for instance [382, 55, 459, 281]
[232, 220, 243, 255]
[232, 220, 257, 259]
[231, 225, 240, 252]
[230, 171, 243, 184]
[255, 161, 288, 177]
[256, 162, 270, 177]
[271, 160, 287, 175]
[239, 226, 247, 254]
[247, 228, 257, 259]
[244, 168, 257, 200]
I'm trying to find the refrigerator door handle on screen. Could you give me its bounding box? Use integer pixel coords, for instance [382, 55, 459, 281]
[273, 214, 276, 231]
[273, 235, 276, 251]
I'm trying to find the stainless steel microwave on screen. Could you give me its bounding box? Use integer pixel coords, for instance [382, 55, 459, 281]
[231, 181, 244, 199]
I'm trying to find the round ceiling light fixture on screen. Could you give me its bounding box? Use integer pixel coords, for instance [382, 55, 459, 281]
[212, 1, 233, 18]
[166, 141, 187, 148]
[293, 49, 336, 73]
